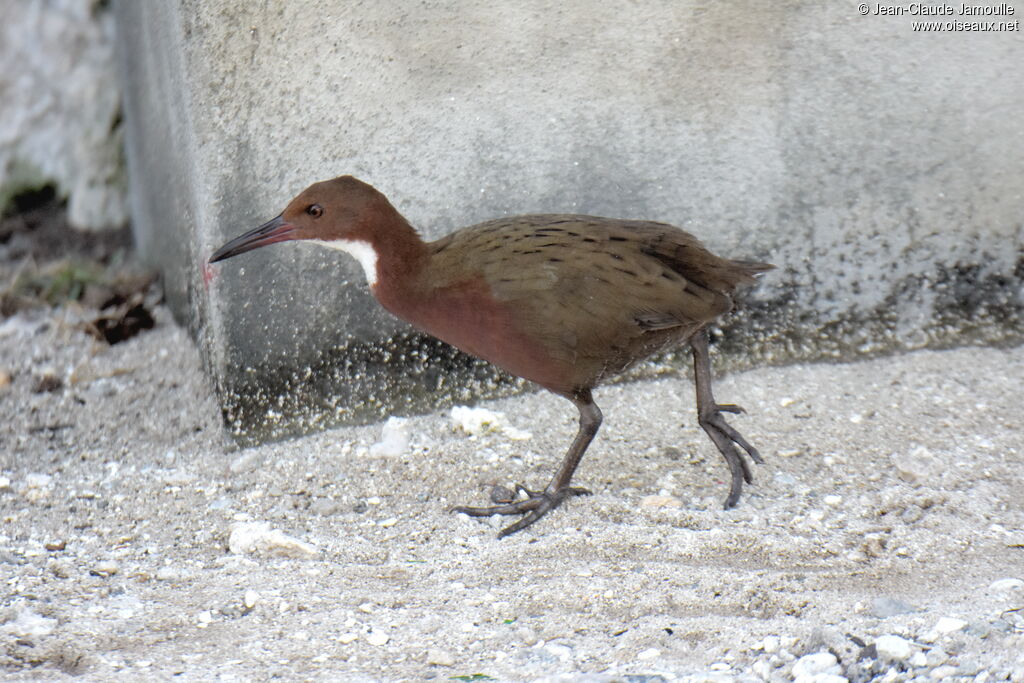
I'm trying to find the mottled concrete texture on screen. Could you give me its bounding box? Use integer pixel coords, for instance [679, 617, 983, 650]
[115, 1, 1024, 441]
[0, 0, 126, 229]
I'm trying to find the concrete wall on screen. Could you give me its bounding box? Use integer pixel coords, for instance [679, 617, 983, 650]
[115, 1, 1024, 442]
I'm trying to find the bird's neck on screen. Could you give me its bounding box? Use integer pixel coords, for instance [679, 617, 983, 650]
[312, 206, 432, 311]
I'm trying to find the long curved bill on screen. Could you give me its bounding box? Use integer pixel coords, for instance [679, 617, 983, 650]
[209, 215, 297, 263]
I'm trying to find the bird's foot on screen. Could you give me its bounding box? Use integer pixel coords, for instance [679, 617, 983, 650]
[452, 484, 591, 538]
[698, 404, 763, 509]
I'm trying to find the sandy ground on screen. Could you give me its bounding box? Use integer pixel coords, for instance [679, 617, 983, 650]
[1, 303, 1023, 682]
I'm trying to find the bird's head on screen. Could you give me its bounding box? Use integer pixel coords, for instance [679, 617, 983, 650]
[209, 175, 399, 286]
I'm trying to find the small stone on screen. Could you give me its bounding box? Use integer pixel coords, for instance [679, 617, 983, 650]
[891, 445, 934, 484]
[875, 634, 913, 662]
[91, 560, 119, 577]
[872, 597, 919, 618]
[931, 666, 959, 679]
[926, 647, 949, 667]
[490, 485, 516, 503]
[0, 476, 10, 491]
[823, 495, 842, 506]
[774, 472, 797, 486]
[229, 452, 260, 474]
[1, 608, 58, 637]
[640, 494, 682, 509]
[369, 417, 409, 457]
[909, 651, 928, 667]
[637, 647, 660, 660]
[20, 473, 53, 503]
[777, 448, 802, 458]
[337, 633, 358, 644]
[244, 590, 259, 609]
[451, 405, 504, 435]
[792, 652, 840, 678]
[227, 521, 317, 559]
[309, 499, 340, 516]
[517, 627, 539, 646]
[0, 368, 11, 389]
[155, 566, 183, 582]
[988, 578, 1024, 595]
[161, 468, 195, 486]
[33, 370, 63, 393]
[366, 631, 389, 646]
[44, 540, 66, 551]
[933, 617, 967, 634]
[380, 517, 398, 528]
[197, 610, 213, 626]
[426, 648, 454, 666]
[49, 560, 73, 579]
[762, 635, 781, 654]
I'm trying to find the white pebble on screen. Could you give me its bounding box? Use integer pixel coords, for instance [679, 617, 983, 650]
[891, 446, 934, 485]
[823, 495, 842, 506]
[337, 633, 358, 644]
[426, 649, 454, 666]
[910, 651, 928, 667]
[227, 521, 317, 559]
[640, 494, 682, 509]
[931, 665, 959, 679]
[792, 651, 840, 678]
[637, 647, 660, 660]
[875, 634, 913, 662]
[762, 635, 781, 653]
[21, 473, 53, 502]
[228, 452, 260, 474]
[1, 608, 57, 637]
[155, 566, 182, 582]
[92, 560, 119, 577]
[988, 577, 1024, 594]
[369, 417, 409, 457]
[451, 406, 505, 435]
[926, 647, 949, 667]
[366, 631, 389, 646]
[933, 616, 967, 634]
[244, 590, 259, 609]
[449, 405, 531, 440]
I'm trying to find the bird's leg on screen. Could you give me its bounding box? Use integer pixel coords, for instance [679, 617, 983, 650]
[689, 328, 764, 508]
[452, 389, 602, 538]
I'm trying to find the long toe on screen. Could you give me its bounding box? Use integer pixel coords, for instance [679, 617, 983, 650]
[452, 486, 590, 538]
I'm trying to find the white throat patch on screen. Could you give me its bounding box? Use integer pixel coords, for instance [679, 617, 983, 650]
[309, 239, 379, 287]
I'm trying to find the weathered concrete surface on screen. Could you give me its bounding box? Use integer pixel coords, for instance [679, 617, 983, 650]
[0, 0, 126, 229]
[115, 1, 1024, 442]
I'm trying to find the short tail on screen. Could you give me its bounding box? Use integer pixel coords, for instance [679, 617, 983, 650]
[729, 259, 775, 285]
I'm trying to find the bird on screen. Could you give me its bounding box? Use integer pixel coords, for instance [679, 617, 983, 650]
[210, 175, 773, 538]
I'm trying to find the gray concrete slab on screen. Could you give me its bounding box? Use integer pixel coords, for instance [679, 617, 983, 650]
[114, 1, 1024, 442]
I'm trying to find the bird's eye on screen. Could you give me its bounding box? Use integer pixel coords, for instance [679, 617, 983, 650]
[306, 204, 323, 218]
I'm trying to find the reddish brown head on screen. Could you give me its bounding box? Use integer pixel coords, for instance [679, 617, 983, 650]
[209, 176, 420, 287]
